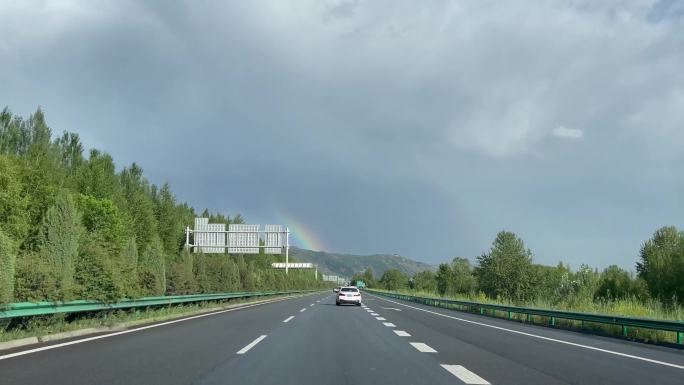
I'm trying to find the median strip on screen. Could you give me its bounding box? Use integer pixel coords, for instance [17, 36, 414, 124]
[237, 335, 267, 354]
[441, 365, 490, 384]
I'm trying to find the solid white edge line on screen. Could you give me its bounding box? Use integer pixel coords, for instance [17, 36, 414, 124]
[441, 365, 490, 385]
[369, 294, 684, 370]
[383, 322, 396, 327]
[236, 335, 267, 354]
[410, 342, 437, 353]
[0, 296, 291, 361]
[394, 330, 411, 337]
[283, 316, 295, 323]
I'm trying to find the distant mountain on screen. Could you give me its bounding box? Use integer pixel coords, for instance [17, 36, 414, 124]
[289, 247, 435, 278]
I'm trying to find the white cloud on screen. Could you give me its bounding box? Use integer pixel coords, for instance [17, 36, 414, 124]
[233, 0, 682, 158]
[552, 126, 584, 140]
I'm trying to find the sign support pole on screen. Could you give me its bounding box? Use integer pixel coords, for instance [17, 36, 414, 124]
[285, 227, 290, 275]
[185, 227, 190, 251]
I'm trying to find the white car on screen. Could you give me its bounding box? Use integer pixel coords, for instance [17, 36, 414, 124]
[336, 286, 362, 306]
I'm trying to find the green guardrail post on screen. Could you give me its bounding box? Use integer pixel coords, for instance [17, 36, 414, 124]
[678, 332, 683, 344]
[526, 313, 531, 323]
[550, 316, 556, 327]
[508, 311, 513, 320]
[480, 307, 484, 315]
[622, 325, 628, 337]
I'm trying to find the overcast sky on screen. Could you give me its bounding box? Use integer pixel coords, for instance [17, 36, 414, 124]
[1, 0, 683, 269]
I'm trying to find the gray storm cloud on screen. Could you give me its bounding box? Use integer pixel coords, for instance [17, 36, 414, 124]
[1, 0, 683, 269]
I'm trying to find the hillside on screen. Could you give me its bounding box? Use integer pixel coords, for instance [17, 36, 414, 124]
[289, 247, 434, 278]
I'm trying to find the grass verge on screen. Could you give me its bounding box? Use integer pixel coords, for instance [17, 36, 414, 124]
[370, 289, 684, 345]
[0, 293, 311, 345]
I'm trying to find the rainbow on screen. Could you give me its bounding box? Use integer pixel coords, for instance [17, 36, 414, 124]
[277, 212, 326, 251]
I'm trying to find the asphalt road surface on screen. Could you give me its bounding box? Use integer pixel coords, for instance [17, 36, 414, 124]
[1, 291, 683, 384]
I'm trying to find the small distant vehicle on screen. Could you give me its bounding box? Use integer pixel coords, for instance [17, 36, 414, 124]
[336, 286, 362, 306]
[333, 287, 340, 293]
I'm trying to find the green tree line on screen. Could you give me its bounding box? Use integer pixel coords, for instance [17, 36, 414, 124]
[0, 107, 324, 303]
[355, 228, 684, 310]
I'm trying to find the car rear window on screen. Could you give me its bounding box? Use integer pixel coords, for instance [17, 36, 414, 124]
[341, 288, 359, 292]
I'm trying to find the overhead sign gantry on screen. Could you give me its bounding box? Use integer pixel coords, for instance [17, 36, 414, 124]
[185, 218, 294, 274]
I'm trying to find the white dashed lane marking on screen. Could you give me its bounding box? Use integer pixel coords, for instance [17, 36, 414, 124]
[300, 308, 307, 312]
[441, 365, 490, 384]
[394, 330, 410, 337]
[283, 316, 295, 323]
[410, 342, 437, 353]
[0, 296, 291, 361]
[369, 293, 684, 370]
[383, 322, 396, 327]
[237, 335, 267, 354]
[375, 317, 387, 321]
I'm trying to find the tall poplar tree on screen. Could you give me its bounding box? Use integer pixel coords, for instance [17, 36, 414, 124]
[38, 190, 82, 299]
[0, 228, 15, 302]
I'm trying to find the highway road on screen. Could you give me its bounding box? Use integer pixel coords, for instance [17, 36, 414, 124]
[1, 291, 683, 384]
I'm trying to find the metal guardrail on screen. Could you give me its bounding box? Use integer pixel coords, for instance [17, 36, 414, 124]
[365, 289, 684, 344]
[0, 290, 318, 320]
